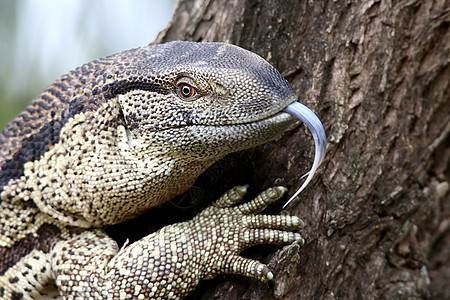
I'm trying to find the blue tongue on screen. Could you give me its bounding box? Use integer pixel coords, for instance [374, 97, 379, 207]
[282, 102, 327, 208]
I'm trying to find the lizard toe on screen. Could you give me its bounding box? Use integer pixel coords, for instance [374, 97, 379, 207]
[213, 185, 249, 208]
[243, 214, 305, 230]
[235, 186, 288, 214]
[220, 254, 274, 282]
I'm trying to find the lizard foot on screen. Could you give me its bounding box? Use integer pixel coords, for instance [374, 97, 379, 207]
[49, 186, 305, 299]
[194, 185, 305, 281]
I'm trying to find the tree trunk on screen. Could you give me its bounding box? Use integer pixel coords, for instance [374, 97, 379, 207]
[153, 0, 449, 298]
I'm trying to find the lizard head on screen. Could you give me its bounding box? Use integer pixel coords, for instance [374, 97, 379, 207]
[116, 41, 297, 160]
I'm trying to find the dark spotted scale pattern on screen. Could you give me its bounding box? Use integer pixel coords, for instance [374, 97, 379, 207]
[0, 41, 304, 299]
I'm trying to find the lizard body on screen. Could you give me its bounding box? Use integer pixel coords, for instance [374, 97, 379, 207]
[0, 41, 304, 299]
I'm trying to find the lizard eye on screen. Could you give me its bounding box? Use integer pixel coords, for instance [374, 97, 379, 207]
[177, 82, 198, 100]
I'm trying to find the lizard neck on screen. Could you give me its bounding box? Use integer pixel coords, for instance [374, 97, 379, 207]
[91, 126, 217, 225]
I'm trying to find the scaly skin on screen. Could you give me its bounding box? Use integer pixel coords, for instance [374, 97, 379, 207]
[0, 41, 304, 299]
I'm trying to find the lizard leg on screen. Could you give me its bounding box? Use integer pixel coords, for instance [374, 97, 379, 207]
[51, 186, 304, 299]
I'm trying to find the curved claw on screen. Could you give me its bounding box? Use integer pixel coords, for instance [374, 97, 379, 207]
[283, 101, 327, 208]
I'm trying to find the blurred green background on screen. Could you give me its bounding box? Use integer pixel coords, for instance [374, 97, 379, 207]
[0, 0, 176, 130]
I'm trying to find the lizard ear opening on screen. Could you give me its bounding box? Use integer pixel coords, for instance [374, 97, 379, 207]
[118, 105, 128, 128]
[117, 105, 136, 146]
[118, 103, 135, 132]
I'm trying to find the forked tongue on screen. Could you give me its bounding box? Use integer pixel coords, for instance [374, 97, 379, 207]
[282, 102, 327, 208]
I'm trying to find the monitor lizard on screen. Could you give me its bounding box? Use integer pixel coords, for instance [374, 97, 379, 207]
[0, 41, 309, 299]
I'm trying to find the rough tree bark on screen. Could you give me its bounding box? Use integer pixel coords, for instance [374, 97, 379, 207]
[149, 0, 450, 299]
